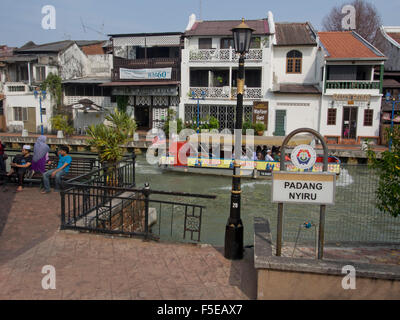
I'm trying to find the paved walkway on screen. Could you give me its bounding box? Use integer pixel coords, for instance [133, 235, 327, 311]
[0, 187, 256, 300]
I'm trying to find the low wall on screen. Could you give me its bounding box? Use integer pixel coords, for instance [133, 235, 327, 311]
[254, 218, 400, 300]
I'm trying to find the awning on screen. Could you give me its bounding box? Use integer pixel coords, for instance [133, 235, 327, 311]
[99, 81, 179, 87]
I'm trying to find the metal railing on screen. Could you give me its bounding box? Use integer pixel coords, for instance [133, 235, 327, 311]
[279, 164, 400, 245]
[61, 158, 216, 242]
[189, 86, 262, 100]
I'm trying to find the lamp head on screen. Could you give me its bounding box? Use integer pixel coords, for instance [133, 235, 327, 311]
[385, 92, 391, 102]
[231, 18, 254, 55]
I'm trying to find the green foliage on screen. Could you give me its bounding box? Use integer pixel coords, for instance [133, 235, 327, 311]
[40, 73, 62, 113]
[87, 108, 137, 164]
[242, 120, 253, 135]
[163, 109, 183, 136]
[367, 127, 400, 217]
[254, 122, 266, 132]
[50, 115, 74, 136]
[116, 96, 129, 113]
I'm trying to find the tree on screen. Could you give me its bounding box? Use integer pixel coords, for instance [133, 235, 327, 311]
[322, 0, 383, 46]
[40, 73, 63, 115]
[86, 108, 137, 164]
[116, 96, 129, 113]
[367, 127, 400, 218]
[50, 115, 74, 136]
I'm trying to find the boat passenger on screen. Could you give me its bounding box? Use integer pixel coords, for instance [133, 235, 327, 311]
[265, 150, 274, 162]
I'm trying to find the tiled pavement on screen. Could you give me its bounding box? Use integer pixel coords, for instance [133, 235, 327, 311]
[1, 186, 399, 300]
[0, 187, 257, 300]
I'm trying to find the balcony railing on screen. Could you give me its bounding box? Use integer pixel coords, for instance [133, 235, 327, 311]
[189, 49, 263, 62]
[325, 80, 380, 90]
[189, 87, 262, 100]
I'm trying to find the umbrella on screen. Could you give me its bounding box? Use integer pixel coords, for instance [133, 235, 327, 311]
[68, 99, 104, 113]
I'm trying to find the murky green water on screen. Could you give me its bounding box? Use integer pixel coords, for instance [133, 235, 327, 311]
[134, 154, 400, 246]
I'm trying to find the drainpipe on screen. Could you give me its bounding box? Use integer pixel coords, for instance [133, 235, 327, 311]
[28, 62, 31, 86]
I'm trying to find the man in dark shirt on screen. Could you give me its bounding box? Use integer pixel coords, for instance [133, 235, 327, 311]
[7, 145, 33, 192]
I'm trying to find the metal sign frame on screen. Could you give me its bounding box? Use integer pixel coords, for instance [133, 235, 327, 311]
[276, 128, 330, 260]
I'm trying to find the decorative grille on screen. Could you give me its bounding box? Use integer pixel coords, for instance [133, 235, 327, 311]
[136, 96, 151, 106]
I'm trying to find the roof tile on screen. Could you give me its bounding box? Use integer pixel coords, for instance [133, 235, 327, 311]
[318, 31, 384, 59]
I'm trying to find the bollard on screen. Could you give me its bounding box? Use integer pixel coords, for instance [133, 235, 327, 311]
[143, 182, 150, 240]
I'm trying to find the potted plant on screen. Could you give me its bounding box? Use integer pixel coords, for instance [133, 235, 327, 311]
[50, 115, 74, 138]
[254, 122, 266, 136]
[242, 120, 254, 135]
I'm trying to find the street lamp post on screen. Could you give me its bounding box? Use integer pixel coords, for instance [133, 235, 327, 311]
[224, 19, 254, 260]
[385, 92, 400, 151]
[34, 89, 47, 135]
[191, 90, 206, 133]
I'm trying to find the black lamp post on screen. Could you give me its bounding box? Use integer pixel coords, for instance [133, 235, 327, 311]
[224, 18, 254, 260]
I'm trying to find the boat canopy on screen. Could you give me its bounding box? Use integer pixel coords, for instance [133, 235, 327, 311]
[187, 133, 313, 149]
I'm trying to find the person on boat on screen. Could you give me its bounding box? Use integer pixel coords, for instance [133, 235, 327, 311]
[261, 145, 268, 159]
[274, 151, 281, 162]
[265, 149, 274, 162]
[31, 135, 50, 174]
[256, 151, 263, 161]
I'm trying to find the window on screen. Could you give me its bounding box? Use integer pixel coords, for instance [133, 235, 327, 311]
[199, 38, 212, 49]
[36, 66, 46, 82]
[327, 108, 336, 125]
[220, 38, 233, 49]
[364, 109, 373, 126]
[190, 69, 209, 87]
[286, 50, 302, 74]
[14, 107, 28, 121]
[0, 100, 3, 116]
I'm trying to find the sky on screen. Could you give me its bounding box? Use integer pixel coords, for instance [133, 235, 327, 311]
[0, 0, 399, 47]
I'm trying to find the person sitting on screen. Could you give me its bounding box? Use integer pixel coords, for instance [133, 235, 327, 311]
[6, 145, 33, 192]
[0, 139, 6, 174]
[265, 149, 275, 162]
[41, 146, 72, 194]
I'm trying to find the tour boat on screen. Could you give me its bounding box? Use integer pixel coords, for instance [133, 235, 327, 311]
[158, 133, 341, 179]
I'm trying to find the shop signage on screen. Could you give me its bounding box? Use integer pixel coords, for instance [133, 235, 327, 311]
[120, 67, 172, 80]
[272, 172, 336, 205]
[333, 94, 370, 102]
[112, 86, 178, 96]
[253, 102, 268, 129]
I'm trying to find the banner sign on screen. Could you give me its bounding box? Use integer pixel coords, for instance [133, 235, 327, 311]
[120, 67, 172, 80]
[272, 172, 336, 205]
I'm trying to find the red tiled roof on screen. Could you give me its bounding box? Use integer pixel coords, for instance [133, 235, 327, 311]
[387, 33, 400, 46]
[318, 31, 384, 59]
[185, 19, 270, 36]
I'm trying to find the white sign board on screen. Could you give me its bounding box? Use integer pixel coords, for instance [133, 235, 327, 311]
[120, 67, 172, 80]
[272, 172, 336, 205]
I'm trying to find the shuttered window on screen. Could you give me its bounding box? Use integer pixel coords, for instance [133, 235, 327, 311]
[286, 50, 302, 74]
[327, 108, 336, 125]
[364, 109, 373, 126]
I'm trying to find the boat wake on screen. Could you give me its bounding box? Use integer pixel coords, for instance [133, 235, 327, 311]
[215, 180, 272, 191]
[336, 168, 354, 187]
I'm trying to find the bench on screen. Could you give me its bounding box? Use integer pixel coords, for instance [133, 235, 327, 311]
[0, 153, 99, 189]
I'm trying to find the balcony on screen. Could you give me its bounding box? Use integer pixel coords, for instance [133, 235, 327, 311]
[189, 87, 262, 100]
[112, 57, 180, 82]
[189, 49, 263, 62]
[325, 80, 380, 90]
